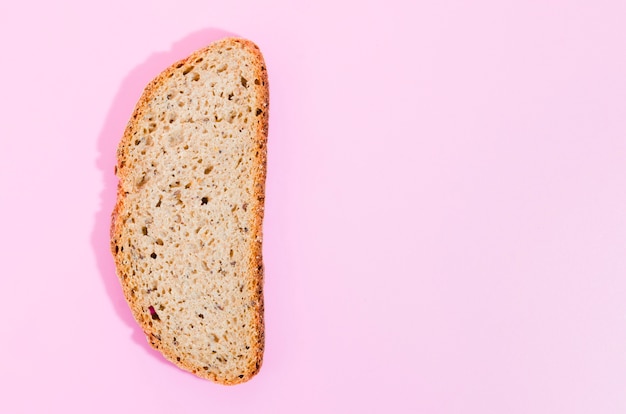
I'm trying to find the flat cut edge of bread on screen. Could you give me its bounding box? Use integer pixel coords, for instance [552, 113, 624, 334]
[109, 37, 268, 385]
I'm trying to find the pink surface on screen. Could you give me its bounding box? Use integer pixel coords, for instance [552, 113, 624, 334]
[2, 1, 626, 412]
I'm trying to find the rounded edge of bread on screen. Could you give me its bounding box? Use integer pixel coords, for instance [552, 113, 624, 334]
[110, 37, 269, 385]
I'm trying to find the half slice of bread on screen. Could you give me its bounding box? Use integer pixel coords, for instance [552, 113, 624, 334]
[110, 37, 268, 385]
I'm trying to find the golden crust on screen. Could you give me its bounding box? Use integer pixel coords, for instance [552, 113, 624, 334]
[110, 37, 268, 385]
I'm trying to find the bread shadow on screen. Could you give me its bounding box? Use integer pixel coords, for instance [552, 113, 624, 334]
[92, 28, 238, 364]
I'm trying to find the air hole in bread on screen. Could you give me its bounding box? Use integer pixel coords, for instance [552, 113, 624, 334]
[136, 175, 148, 188]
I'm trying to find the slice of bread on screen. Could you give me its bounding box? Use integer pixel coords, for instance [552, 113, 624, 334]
[110, 37, 268, 385]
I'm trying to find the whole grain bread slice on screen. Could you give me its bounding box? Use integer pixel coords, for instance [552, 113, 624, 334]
[110, 37, 268, 385]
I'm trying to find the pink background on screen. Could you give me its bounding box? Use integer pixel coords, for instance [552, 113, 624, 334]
[2, 1, 626, 412]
